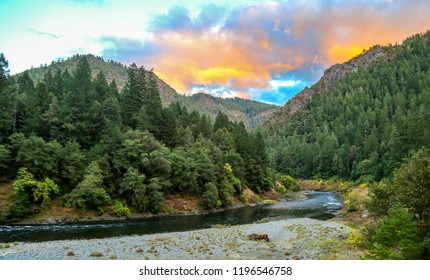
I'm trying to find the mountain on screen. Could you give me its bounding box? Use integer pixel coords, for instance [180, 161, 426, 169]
[260, 31, 430, 181]
[1, 52, 275, 223]
[18, 54, 278, 129]
[267, 45, 392, 125]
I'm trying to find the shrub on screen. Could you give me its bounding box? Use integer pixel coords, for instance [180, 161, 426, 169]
[344, 191, 359, 212]
[2, 191, 31, 221]
[200, 182, 220, 210]
[219, 179, 235, 207]
[279, 175, 300, 192]
[90, 252, 103, 257]
[63, 161, 111, 215]
[114, 200, 131, 217]
[365, 148, 430, 258]
[365, 204, 425, 259]
[147, 179, 164, 214]
[276, 184, 287, 194]
[347, 230, 366, 248]
[2, 168, 60, 221]
[365, 179, 396, 217]
[32, 178, 60, 207]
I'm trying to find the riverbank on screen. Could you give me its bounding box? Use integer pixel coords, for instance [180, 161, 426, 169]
[0, 184, 282, 225]
[0, 218, 364, 260]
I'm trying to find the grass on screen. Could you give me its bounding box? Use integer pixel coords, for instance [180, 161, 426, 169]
[211, 224, 230, 229]
[90, 252, 104, 258]
[67, 251, 75, 257]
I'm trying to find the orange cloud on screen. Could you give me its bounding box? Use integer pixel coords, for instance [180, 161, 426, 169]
[146, 29, 287, 94]
[327, 44, 364, 63]
[131, 0, 430, 103]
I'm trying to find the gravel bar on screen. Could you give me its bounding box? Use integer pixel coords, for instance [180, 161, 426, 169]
[0, 218, 352, 260]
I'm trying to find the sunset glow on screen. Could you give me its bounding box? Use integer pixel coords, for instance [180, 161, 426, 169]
[2, 0, 430, 105]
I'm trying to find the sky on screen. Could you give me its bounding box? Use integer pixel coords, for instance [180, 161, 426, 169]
[2, 0, 430, 105]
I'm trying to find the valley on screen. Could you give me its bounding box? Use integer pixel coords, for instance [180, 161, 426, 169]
[1, 30, 430, 260]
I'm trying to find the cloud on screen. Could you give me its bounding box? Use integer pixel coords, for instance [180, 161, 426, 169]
[27, 28, 63, 39]
[192, 86, 238, 99]
[66, 0, 106, 7]
[96, 0, 430, 105]
[269, 79, 302, 89]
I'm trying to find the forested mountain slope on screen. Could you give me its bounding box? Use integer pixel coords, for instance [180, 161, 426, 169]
[260, 31, 430, 182]
[0, 55, 275, 222]
[16, 54, 278, 129]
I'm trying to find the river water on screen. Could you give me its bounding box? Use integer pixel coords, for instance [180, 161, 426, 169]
[0, 191, 342, 242]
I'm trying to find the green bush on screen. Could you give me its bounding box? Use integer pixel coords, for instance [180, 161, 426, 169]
[200, 182, 220, 210]
[365, 204, 425, 259]
[219, 179, 235, 207]
[113, 200, 131, 217]
[276, 184, 287, 194]
[2, 168, 60, 221]
[147, 179, 164, 214]
[64, 186, 111, 215]
[1, 191, 31, 222]
[63, 161, 111, 215]
[279, 175, 300, 192]
[365, 148, 430, 258]
[344, 191, 359, 212]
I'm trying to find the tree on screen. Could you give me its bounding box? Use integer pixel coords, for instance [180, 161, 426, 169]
[16, 136, 62, 181]
[211, 128, 235, 154]
[2, 168, 60, 221]
[366, 204, 425, 259]
[0, 53, 9, 89]
[366, 148, 430, 259]
[170, 148, 198, 192]
[200, 182, 219, 210]
[60, 57, 97, 147]
[393, 148, 430, 228]
[213, 111, 231, 132]
[147, 178, 164, 213]
[63, 161, 111, 214]
[119, 167, 147, 211]
[59, 140, 86, 188]
[120, 63, 145, 129]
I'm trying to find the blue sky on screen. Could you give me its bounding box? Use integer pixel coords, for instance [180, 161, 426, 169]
[1, 0, 430, 105]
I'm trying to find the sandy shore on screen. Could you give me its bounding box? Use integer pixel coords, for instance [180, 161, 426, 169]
[0, 218, 360, 260]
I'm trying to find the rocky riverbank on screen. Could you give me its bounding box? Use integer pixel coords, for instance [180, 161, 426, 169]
[0, 218, 364, 260]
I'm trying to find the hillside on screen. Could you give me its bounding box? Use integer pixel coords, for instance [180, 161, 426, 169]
[267, 45, 393, 125]
[0, 53, 277, 224]
[260, 31, 430, 181]
[17, 54, 278, 129]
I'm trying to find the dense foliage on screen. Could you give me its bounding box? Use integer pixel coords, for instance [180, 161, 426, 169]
[19, 54, 279, 130]
[0, 55, 273, 221]
[261, 32, 430, 182]
[365, 148, 430, 259]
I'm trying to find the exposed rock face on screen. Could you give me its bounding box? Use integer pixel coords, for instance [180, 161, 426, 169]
[268, 46, 390, 124]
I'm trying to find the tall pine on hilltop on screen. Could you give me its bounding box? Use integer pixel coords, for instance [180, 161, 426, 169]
[0, 55, 274, 222]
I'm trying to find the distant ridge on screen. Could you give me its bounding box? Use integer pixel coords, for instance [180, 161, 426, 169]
[16, 54, 278, 129]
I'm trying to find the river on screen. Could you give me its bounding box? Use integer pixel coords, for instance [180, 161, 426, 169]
[0, 191, 342, 243]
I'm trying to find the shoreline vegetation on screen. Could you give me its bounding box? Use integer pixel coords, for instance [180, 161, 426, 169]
[0, 186, 283, 225]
